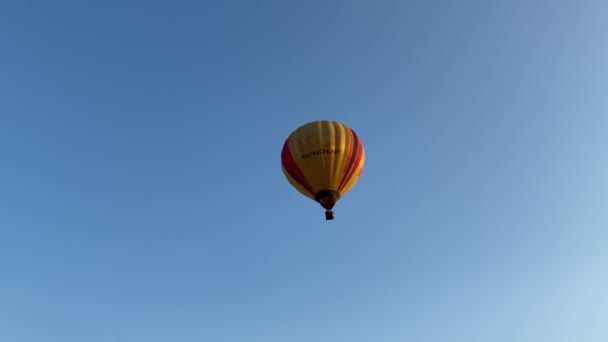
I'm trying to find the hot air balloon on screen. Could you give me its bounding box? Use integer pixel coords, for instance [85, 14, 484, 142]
[281, 120, 365, 220]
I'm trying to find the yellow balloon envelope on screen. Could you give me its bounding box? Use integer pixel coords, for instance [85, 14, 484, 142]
[281, 120, 365, 220]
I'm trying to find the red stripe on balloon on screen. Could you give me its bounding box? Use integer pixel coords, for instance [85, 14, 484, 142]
[338, 130, 363, 193]
[337, 128, 355, 191]
[281, 139, 316, 195]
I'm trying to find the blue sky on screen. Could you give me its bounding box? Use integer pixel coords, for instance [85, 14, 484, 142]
[1, 0, 607, 341]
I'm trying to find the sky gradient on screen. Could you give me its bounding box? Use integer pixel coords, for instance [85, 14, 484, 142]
[1, 1, 608, 341]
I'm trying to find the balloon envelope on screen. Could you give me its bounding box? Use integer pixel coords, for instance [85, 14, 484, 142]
[281, 120, 365, 219]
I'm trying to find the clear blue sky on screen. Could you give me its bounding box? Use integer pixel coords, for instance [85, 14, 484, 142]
[1, 1, 607, 341]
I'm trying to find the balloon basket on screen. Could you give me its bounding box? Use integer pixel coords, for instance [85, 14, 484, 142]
[325, 210, 334, 220]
